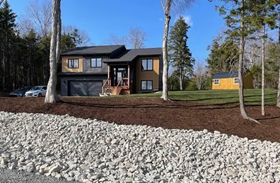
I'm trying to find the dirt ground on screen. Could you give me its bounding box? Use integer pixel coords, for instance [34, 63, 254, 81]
[0, 97, 280, 142]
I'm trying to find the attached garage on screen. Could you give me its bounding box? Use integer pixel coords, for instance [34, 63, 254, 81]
[69, 80, 102, 96]
[60, 74, 107, 96]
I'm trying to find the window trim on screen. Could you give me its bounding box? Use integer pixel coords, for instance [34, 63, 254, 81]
[90, 58, 102, 68]
[141, 80, 153, 91]
[68, 59, 79, 69]
[234, 77, 239, 84]
[141, 58, 153, 71]
[213, 79, 220, 85]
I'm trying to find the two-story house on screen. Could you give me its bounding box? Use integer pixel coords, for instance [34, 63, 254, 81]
[60, 45, 162, 96]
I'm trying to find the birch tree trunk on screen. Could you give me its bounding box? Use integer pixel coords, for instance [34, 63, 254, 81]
[56, 0, 61, 70]
[45, 0, 60, 104]
[238, 0, 259, 124]
[261, 25, 266, 115]
[277, 23, 280, 108]
[161, 0, 171, 101]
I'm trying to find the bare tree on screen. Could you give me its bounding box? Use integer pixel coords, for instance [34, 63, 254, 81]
[17, 18, 35, 36]
[45, 0, 61, 104]
[27, 0, 52, 36]
[277, 18, 280, 108]
[107, 35, 127, 45]
[194, 62, 208, 90]
[107, 27, 146, 49]
[261, 26, 266, 116]
[127, 28, 145, 49]
[161, 0, 172, 101]
[161, 0, 193, 100]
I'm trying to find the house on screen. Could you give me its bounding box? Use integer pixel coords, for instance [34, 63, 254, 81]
[212, 71, 253, 90]
[60, 45, 162, 96]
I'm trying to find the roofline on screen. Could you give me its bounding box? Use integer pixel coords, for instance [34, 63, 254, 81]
[60, 45, 126, 56]
[103, 53, 162, 63]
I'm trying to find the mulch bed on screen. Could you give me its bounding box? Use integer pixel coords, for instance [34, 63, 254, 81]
[0, 97, 280, 142]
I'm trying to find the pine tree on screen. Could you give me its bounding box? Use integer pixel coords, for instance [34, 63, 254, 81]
[250, 0, 278, 116]
[169, 16, 194, 90]
[0, 1, 16, 91]
[217, 0, 261, 123]
[207, 36, 239, 74]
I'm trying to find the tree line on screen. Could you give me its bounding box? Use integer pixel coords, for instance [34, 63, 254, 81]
[160, 0, 279, 123]
[0, 1, 87, 92]
[1, 0, 280, 122]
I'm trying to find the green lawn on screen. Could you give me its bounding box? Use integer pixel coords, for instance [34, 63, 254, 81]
[129, 89, 277, 105]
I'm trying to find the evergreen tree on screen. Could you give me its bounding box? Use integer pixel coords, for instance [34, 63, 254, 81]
[217, 0, 261, 123]
[0, 1, 16, 91]
[169, 16, 194, 91]
[250, 0, 278, 116]
[207, 36, 239, 74]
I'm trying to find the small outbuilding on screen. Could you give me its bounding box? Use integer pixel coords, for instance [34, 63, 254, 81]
[212, 71, 253, 90]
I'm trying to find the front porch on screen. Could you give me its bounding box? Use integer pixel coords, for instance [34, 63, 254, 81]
[102, 64, 133, 96]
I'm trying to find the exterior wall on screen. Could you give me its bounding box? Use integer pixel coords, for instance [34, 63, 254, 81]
[212, 75, 253, 90]
[135, 57, 160, 92]
[60, 75, 107, 96]
[83, 57, 108, 74]
[62, 56, 84, 73]
[62, 56, 108, 74]
[212, 78, 239, 90]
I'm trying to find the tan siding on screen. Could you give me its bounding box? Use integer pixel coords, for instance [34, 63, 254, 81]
[136, 57, 160, 92]
[62, 56, 84, 72]
[212, 75, 253, 90]
[212, 78, 239, 90]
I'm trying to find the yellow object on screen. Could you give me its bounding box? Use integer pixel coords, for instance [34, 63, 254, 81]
[212, 72, 253, 90]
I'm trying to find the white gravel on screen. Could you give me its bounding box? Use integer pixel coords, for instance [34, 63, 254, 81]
[0, 111, 279, 183]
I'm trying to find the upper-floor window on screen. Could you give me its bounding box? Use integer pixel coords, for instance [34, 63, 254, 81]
[141, 58, 153, 71]
[213, 79, 220, 85]
[90, 58, 102, 68]
[234, 78, 239, 84]
[68, 59, 79, 68]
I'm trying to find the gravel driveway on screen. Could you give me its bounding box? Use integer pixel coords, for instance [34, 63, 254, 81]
[0, 111, 279, 182]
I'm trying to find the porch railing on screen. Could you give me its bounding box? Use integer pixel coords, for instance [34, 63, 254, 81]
[102, 78, 111, 95]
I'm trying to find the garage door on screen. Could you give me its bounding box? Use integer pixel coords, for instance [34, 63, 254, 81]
[69, 81, 103, 96]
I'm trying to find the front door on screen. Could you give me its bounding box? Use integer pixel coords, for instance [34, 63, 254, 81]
[112, 67, 127, 86]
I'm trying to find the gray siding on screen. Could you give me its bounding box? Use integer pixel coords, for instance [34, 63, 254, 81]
[83, 57, 108, 74]
[60, 75, 107, 96]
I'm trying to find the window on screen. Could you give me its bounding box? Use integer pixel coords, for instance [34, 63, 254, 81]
[90, 58, 102, 68]
[141, 80, 153, 91]
[141, 58, 153, 71]
[234, 78, 239, 84]
[213, 79, 220, 85]
[68, 59, 79, 68]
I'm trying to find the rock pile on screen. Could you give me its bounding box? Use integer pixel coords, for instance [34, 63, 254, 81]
[0, 111, 279, 182]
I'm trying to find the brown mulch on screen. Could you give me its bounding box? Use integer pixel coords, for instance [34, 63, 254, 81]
[0, 97, 280, 142]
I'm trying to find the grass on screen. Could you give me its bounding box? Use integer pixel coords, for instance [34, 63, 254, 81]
[129, 89, 277, 105]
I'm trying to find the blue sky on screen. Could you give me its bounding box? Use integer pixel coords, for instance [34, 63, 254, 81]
[9, 0, 226, 64]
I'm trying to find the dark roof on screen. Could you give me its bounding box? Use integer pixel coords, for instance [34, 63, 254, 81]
[61, 45, 125, 56]
[103, 48, 162, 63]
[213, 71, 238, 79]
[59, 72, 107, 76]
